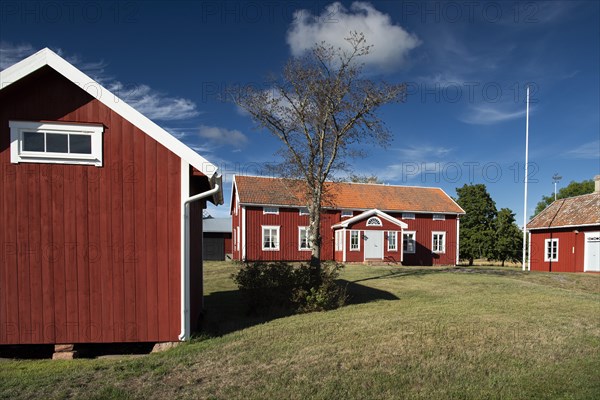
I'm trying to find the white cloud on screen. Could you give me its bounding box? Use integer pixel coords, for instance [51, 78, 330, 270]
[564, 140, 600, 160]
[1, 42, 199, 121]
[0, 42, 35, 70]
[197, 125, 248, 149]
[397, 145, 453, 161]
[460, 105, 527, 125]
[287, 2, 420, 71]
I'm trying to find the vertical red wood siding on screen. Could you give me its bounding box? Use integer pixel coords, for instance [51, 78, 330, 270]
[529, 227, 595, 272]
[0, 67, 182, 344]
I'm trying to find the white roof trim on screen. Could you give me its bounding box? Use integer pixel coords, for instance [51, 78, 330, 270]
[0, 48, 220, 186]
[332, 209, 408, 229]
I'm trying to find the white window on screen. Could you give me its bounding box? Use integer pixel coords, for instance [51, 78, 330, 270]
[366, 217, 382, 226]
[433, 214, 445, 220]
[403, 231, 416, 254]
[387, 231, 398, 251]
[233, 227, 237, 251]
[299, 207, 309, 215]
[10, 121, 103, 167]
[432, 231, 446, 253]
[402, 213, 415, 220]
[350, 230, 360, 251]
[341, 210, 353, 218]
[237, 228, 240, 252]
[299, 227, 310, 251]
[263, 207, 279, 215]
[262, 226, 280, 250]
[335, 230, 343, 251]
[544, 238, 559, 262]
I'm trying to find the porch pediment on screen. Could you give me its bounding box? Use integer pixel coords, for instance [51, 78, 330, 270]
[332, 209, 408, 230]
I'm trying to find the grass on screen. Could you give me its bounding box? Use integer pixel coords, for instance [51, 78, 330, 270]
[1, 261, 599, 399]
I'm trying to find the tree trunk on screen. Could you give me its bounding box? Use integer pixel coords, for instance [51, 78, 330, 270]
[501, 259, 505, 267]
[308, 188, 322, 287]
[468, 258, 474, 266]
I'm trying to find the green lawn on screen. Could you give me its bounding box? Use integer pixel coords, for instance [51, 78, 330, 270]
[1, 262, 599, 399]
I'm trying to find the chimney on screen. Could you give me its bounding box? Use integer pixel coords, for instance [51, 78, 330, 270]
[595, 175, 600, 193]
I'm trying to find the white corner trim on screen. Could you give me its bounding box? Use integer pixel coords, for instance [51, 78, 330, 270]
[342, 228, 347, 262]
[0, 48, 220, 182]
[456, 217, 460, 266]
[241, 206, 247, 261]
[180, 159, 190, 341]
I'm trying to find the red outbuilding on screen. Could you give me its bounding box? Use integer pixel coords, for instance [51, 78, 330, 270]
[0, 49, 223, 350]
[231, 175, 465, 265]
[527, 177, 600, 273]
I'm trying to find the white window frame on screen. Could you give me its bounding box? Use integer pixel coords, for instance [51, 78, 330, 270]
[350, 230, 360, 251]
[366, 217, 382, 226]
[233, 227, 237, 251]
[341, 210, 353, 218]
[402, 212, 415, 220]
[544, 238, 559, 262]
[432, 231, 446, 253]
[299, 207, 309, 216]
[262, 225, 280, 251]
[387, 231, 398, 252]
[403, 231, 416, 254]
[263, 207, 279, 215]
[433, 214, 445, 220]
[10, 121, 104, 167]
[237, 227, 240, 252]
[335, 230, 343, 252]
[298, 226, 310, 251]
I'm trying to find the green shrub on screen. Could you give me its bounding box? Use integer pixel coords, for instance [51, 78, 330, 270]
[232, 262, 346, 315]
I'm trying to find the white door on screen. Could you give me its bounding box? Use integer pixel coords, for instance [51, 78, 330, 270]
[584, 232, 600, 272]
[364, 230, 384, 260]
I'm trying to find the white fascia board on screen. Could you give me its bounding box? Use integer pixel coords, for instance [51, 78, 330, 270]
[1, 48, 222, 199]
[527, 223, 600, 231]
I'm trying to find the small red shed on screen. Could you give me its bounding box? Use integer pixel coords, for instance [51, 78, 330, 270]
[231, 175, 464, 265]
[527, 178, 600, 273]
[0, 48, 223, 348]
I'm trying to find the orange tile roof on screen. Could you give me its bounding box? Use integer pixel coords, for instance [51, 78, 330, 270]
[234, 175, 465, 214]
[527, 192, 600, 229]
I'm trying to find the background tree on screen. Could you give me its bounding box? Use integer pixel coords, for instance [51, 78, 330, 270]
[231, 32, 406, 282]
[455, 184, 498, 266]
[492, 208, 523, 266]
[347, 174, 383, 184]
[533, 179, 594, 216]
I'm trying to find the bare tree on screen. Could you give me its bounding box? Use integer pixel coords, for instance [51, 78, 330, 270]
[231, 32, 406, 281]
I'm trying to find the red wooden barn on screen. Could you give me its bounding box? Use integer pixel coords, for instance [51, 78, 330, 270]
[0, 48, 223, 349]
[231, 175, 465, 265]
[527, 177, 600, 273]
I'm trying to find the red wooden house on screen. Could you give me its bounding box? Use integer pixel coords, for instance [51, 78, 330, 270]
[527, 176, 600, 273]
[231, 175, 465, 265]
[0, 48, 223, 349]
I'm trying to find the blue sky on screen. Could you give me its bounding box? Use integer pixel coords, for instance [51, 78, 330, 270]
[1, 1, 598, 224]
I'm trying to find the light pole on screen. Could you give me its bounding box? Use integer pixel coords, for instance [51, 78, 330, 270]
[552, 173, 562, 201]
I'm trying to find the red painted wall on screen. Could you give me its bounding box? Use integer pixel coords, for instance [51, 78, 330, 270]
[398, 214, 458, 266]
[0, 67, 184, 344]
[529, 227, 597, 272]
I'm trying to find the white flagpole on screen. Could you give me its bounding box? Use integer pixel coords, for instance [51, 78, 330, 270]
[522, 86, 530, 271]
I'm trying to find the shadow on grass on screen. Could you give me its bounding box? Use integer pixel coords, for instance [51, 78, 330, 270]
[201, 280, 399, 337]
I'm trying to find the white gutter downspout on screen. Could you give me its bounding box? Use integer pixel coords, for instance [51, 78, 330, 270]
[179, 178, 220, 341]
[527, 231, 532, 271]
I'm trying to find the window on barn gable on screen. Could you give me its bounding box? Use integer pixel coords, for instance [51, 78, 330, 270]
[10, 121, 103, 167]
[433, 214, 445, 220]
[544, 238, 558, 262]
[299, 207, 309, 215]
[350, 230, 360, 251]
[402, 213, 415, 220]
[366, 217, 382, 226]
[341, 210, 353, 218]
[262, 226, 280, 250]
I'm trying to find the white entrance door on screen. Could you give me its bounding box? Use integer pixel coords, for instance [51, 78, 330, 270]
[584, 232, 600, 272]
[364, 230, 384, 260]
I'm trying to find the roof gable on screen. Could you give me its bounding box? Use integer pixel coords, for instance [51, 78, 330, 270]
[527, 192, 600, 230]
[0, 48, 219, 183]
[233, 175, 465, 214]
